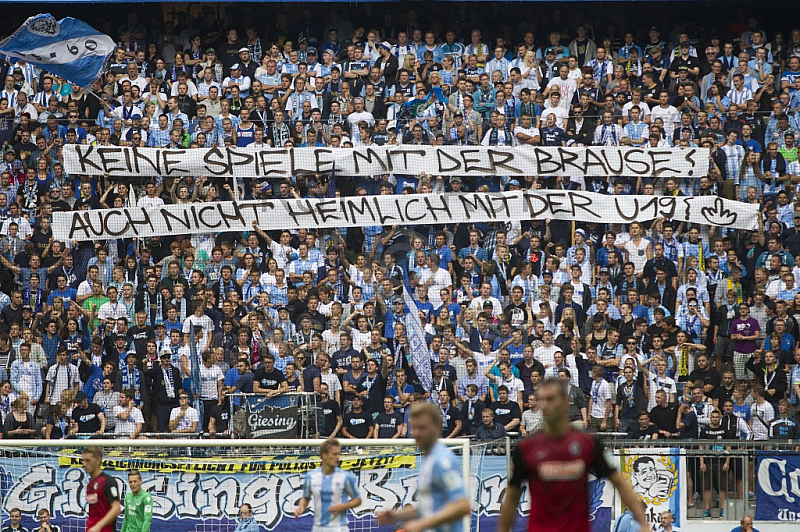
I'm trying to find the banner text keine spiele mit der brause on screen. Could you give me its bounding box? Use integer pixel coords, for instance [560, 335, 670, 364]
[62, 145, 708, 179]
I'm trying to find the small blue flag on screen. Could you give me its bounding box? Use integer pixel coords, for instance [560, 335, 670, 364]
[403, 86, 447, 118]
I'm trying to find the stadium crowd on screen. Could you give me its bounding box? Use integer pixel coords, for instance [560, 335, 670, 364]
[0, 6, 798, 470]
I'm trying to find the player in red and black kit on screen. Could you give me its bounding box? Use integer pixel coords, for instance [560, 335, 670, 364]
[498, 379, 648, 532]
[82, 447, 122, 532]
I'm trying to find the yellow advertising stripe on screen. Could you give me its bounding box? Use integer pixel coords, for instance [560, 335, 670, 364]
[57, 453, 416, 473]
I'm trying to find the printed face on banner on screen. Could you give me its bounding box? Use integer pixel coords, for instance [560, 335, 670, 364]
[622, 454, 679, 530]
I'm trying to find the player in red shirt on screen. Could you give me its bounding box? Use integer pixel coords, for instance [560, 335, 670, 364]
[82, 447, 122, 532]
[498, 379, 648, 532]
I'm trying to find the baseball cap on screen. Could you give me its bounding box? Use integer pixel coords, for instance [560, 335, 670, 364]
[126, 349, 138, 359]
[230, 63, 241, 71]
[450, 176, 462, 184]
[238, 47, 249, 54]
[599, 268, 610, 274]
[322, 48, 335, 56]
[75, 391, 88, 402]
[298, 37, 308, 44]
[206, 47, 216, 54]
[545, 47, 557, 55]
[507, 179, 520, 188]
[307, 47, 318, 55]
[379, 41, 392, 50]
[22, 304, 32, 311]
[160, 350, 171, 358]
[542, 269, 553, 276]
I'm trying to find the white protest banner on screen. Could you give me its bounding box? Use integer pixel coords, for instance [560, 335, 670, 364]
[52, 191, 758, 242]
[62, 145, 708, 179]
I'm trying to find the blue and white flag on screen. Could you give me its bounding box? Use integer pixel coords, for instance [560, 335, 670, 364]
[0, 14, 116, 87]
[403, 86, 447, 118]
[401, 281, 432, 395]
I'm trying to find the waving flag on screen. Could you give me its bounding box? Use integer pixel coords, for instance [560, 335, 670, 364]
[401, 259, 432, 396]
[404, 86, 447, 118]
[0, 14, 116, 87]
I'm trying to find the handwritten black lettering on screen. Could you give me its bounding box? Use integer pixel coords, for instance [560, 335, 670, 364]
[132, 147, 160, 175]
[257, 150, 288, 177]
[73, 145, 102, 173]
[52, 191, 757, 242]
[423, 195, 452, 221]
[557, 147, 584, 175]
[160, 208, 192, 233]
[486, 149, 521, 175]
[650, 151, 677, 177]
[315, 200, 342, 224]
[352, 148, 388, 174]
[436, 150, 461, 173]
[622, 149, 651, 176]
[569, 192, 601, 219]
[64, 146, 708, 180]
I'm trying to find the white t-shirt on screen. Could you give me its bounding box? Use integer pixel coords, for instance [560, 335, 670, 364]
[545, 78, 577, 110]
[76, 279, 96, 298]
[169, 406, 200, 432]
[347, 111, 376, 129]
[420, 268, 452, 309]
[469, 296, 502, 316]
[121, 76, 149, 93]
[199, 364, 224, 400]
[182, 313, 214, 351]
[540, 105, 569, 129]
[350, 329, 371, 352]
[589, 379, 613, 419]
[647, 374, 677, 411]
[514, 125, 540, 142]
[533, 345, 559, 368]
[624, 239, 651, 272]
[650, 105, 680, 137]
[321, 370, 342, 396]
[170, 80, 198, 98]
[622, 101, 651, 119]
[137, 195, 165, 209]
[98, 300, 129, 321]
[112, 404, 144, 436]
[488, 373, 525, 399]
[750, 401, 775, 440]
